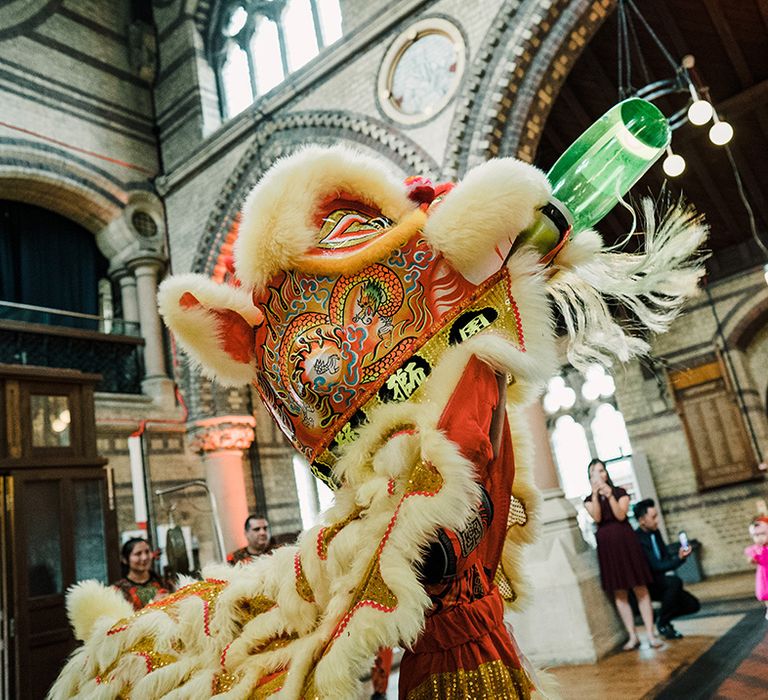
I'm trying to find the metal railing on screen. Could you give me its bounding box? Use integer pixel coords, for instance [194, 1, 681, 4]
[0, 300, 141, 336]
[0, 301, 145, 394]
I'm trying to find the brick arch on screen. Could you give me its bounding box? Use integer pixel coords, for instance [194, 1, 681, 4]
[0, 140, 131, 235]
[441, 0, 614, 179]
[191, 110, 438, 277]
[722, 286, 768, 352]
[0, 0, 61, 40]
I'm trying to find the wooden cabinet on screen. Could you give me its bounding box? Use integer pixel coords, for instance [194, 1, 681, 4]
[0, 364, 119, 699]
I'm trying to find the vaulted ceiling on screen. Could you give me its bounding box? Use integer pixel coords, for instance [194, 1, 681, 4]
[536, 0, 768, 281]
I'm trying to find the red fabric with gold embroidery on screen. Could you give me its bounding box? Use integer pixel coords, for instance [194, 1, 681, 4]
[398, 356, 526, 698]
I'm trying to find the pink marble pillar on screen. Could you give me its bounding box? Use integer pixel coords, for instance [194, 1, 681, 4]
[190, 416, 256, 556]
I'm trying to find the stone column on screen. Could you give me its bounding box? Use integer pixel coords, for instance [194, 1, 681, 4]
[190, 416, 256, 558]
[128, 254, 174, 403]
[506, 400, 624, 665]
[112, 267, 140, 336]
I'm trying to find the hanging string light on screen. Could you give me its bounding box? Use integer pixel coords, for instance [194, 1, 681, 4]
[686, 82, 713, 125]
[708, 113, 734, 145]
[662, 146, 685, 177]
[617, 1, 736, 178]
[616, 0, 768, 281]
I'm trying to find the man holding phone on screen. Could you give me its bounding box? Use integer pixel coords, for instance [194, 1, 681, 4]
[633, 499, 701, 639]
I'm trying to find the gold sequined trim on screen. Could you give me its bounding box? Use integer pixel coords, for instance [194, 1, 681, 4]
[301, 677, 320, 700]
[295, 554, 315, 603]
[129, 636, 176, 671]
[250, 669, 288, 699]
[234, 594, 277, 626]
[405, 458, 444, 496]
[108, 579, 227, 634]
[250, 632, 298, 655]
[317, 505, 364, 559]
[507, 495, 527, 526]
[361, 560, 398, 610]
[212, 670, 239, 695]
[95, 636, 175, 686]
[406, 659, 533, 699]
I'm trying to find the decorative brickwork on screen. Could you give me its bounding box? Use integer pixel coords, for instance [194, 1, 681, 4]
[191, 110, 436, 277]
[0, 1, 61, 40]
[442, 0, 614, 178]
[189, 416, 256, 453]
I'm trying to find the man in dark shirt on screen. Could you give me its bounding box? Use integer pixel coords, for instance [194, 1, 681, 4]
[633, 498, 700, 639]
[227, 514, 276, 565]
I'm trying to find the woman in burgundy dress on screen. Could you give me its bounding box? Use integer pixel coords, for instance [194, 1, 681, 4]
[584, 459, 661, 650]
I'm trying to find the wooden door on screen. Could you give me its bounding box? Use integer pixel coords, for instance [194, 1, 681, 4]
[5, 468, 118, 699]
[670, 359, 761, 489]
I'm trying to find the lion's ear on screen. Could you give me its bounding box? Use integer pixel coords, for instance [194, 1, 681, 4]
[422, 158, 550, 283]
[158, 274, 262, 386]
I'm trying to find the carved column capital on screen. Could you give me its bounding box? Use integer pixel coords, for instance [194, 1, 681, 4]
[126, 252, 167, 275]
[189, 415, 256, 453]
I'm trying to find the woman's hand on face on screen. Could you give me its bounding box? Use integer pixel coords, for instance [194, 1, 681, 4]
[598, 484, 612, 498]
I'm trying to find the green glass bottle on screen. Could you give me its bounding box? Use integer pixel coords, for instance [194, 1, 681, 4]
[519, 97, 671, 255]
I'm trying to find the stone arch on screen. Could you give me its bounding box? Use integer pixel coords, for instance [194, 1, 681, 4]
[0, 0, 61, 41]
[191, 109, 438, 277]
[722, 285, 768, 353]
[441, 0, 614, 179]
[0, 139, 165, 268]
[0, 140, 131, 236]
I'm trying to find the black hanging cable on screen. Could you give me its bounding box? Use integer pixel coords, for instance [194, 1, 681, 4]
[617, 1, 626, 97]
[626, 8, 653, 88]
[626, 0, 681, 74]
[724, 142, 768, 260]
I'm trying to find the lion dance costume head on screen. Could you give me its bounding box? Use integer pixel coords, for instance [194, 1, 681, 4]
[50, 146, 706, 700]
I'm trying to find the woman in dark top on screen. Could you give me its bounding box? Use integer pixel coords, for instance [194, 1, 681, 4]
[112, 537, 173, 611]
[584, 459, 661, 650]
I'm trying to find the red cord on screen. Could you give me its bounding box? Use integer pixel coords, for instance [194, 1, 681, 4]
[0, 120, 156, 176]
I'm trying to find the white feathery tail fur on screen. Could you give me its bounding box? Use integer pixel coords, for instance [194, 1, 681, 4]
[546, 198, 708, 370]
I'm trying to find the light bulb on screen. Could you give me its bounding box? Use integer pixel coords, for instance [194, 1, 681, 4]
[687, 99, 713, 125]
[662, 151, 686, 177]
[709, 120, 733, 145]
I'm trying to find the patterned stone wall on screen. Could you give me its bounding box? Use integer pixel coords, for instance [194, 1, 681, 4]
[614, 268, 768, 576]
[0, 2, 158, 229]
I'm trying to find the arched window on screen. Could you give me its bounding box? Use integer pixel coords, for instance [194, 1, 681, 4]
[543, 364, 639, 500]
[214, 0, 343, 119]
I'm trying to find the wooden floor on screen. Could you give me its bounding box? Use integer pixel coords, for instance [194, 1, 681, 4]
[715, 624, 768, 699]
[548, 614, 743, 699]
[358, 572, 763, 699]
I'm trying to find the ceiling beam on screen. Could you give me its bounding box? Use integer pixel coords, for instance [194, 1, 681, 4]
[758, 0, 768, 35]
[700, 0, 768, 143]
[701, 0, 753, 86]
[655, 0, 768, 158]
[721, 140, 768, 231]
[714, 79, 768, 120]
